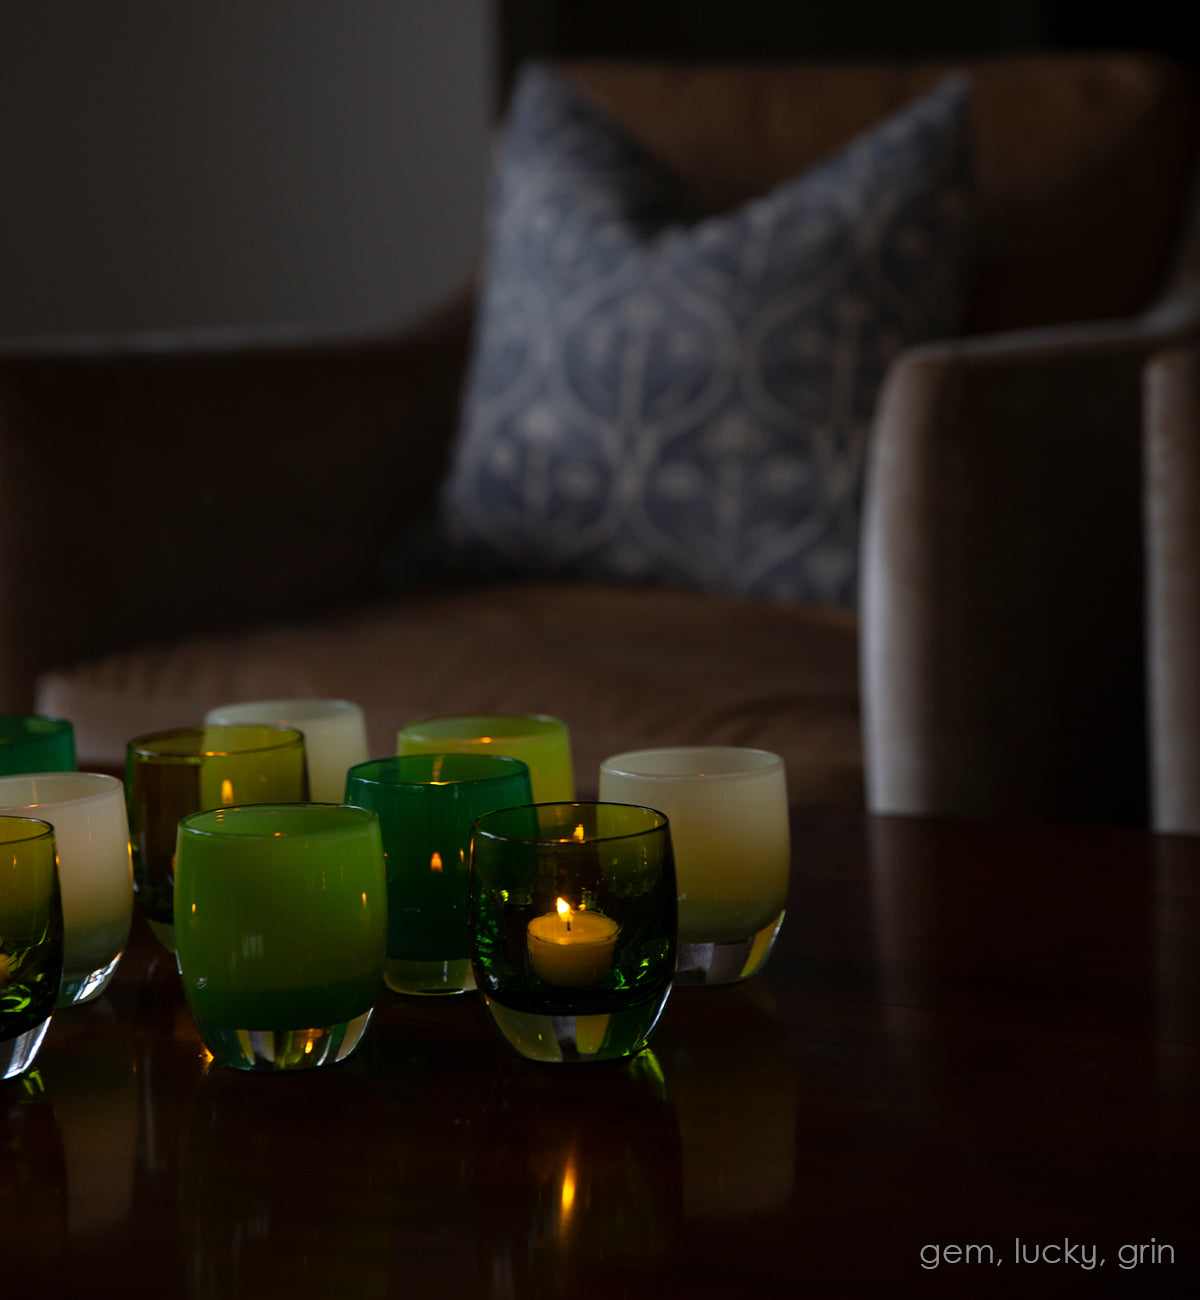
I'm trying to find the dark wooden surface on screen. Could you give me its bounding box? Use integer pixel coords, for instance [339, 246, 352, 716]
[5, 810, 1199, 1297]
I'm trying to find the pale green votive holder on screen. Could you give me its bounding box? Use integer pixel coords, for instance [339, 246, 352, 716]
[397, 713, 574, 803]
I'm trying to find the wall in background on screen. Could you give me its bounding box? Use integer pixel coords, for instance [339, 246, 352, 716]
[0, 2, 494, 340]
[498, 0, 1199, 98]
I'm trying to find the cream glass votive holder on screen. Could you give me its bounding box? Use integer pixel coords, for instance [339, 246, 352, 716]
[203, 699, 369, 803]
[397, 713, 574, 803]
[598, 747, 790, 985]
[0, 772, 133, 1005]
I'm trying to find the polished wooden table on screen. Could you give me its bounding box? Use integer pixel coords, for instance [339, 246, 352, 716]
[6, 811, 1199, 1297]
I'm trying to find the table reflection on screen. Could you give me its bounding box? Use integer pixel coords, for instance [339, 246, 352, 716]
[37, 999, 138, 1237]
[2, 1070, 67, 1273]
[180, 1063, 394, 1300]
[1152, 835, 1200, 1108]
[655, 979, 796, 1218]
[473, 1051, 682, 1298]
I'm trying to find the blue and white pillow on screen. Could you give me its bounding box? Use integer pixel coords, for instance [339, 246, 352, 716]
[437, 62, 973, 606]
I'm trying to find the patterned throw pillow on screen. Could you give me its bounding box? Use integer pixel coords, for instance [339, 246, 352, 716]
[438, 62, 973, 606]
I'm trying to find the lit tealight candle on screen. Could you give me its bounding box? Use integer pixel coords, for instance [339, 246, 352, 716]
[527, 897, 619, 988]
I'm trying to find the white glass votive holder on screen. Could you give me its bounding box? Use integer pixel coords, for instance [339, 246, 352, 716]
[0, 772, 133, 1005]
[204, 699, 369, 803]
[598, 747, 790, 985]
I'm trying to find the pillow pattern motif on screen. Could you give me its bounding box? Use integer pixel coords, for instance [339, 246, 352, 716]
[440, 62, 973, 606]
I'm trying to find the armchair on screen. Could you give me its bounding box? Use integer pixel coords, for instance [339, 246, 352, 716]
[4, 51, 1198, 821]
[1144, 341, 1200, 833]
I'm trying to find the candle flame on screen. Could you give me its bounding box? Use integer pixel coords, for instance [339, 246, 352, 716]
[561, 1158, 577, 1219]
[556, 896, 571, 931]
[220, 778, 234, 805]
[572, 823, 585, 842]
[430, 851, 443, 873]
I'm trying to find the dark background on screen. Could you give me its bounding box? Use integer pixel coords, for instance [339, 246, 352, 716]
[497, 1, 1198, 100]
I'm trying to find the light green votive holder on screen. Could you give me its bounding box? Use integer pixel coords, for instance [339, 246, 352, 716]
[173, 803, 387, 1072]
[397, 713, 574, 803]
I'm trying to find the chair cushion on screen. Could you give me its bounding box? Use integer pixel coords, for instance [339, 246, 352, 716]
[436, 62, 973, 608]
[36, 581, 863, 809]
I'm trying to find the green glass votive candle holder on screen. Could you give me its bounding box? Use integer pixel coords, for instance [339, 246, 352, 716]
[0, 716, 76, 775]
[397, 713, 574, 803]
[173, 803, 387, 1072]
[344, 753, 533, 996]
[125, 725, 308, 951]
[1, 816, 64, 1080]
[469, 802, 676, 1064]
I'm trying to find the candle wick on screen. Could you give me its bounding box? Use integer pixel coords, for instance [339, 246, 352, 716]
[565, 916, 572, 931]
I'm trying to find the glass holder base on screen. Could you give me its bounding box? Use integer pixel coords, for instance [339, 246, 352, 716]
[192, 1009, 374, 1072]
[481, 991, 670, 1064]
[674, 910, 785, 986]
[1, 1016, 53, 1081]
[385, 956, 474, 996]
[59, 949, 124, 1007]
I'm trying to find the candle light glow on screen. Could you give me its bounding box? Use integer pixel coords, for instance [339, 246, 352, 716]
[527, 897, 618, 988]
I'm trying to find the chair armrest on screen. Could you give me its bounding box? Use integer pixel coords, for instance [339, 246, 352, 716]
[861, 314, 1200, 823]
[1144, 342, 1200, 832]
[0, 289, 473, 710]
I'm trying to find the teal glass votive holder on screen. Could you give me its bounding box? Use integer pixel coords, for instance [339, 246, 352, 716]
[397, 713, 574, 803]
[173, 803, 387, 1072]
[0, 716, 76, 775]
[344, 753, 533, 996]
[469, 802, 676, 1064]
[1, 816, 64, 1080]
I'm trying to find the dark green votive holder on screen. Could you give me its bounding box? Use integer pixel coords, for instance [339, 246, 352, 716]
[345, 753, 533, 996]
[469, 802, 676, 1063]
[0, 715, 76, 775]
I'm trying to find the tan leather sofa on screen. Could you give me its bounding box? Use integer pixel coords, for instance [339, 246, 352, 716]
[4, 52, 1199, 818]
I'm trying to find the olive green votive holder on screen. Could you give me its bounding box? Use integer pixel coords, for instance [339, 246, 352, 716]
[0, 816, 63, 1080]
[125, 725, 308, 951]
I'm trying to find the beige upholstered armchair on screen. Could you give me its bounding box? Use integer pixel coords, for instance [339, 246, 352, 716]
[1144, 342, 1200, 832]
[2, 52, 1198, 822]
